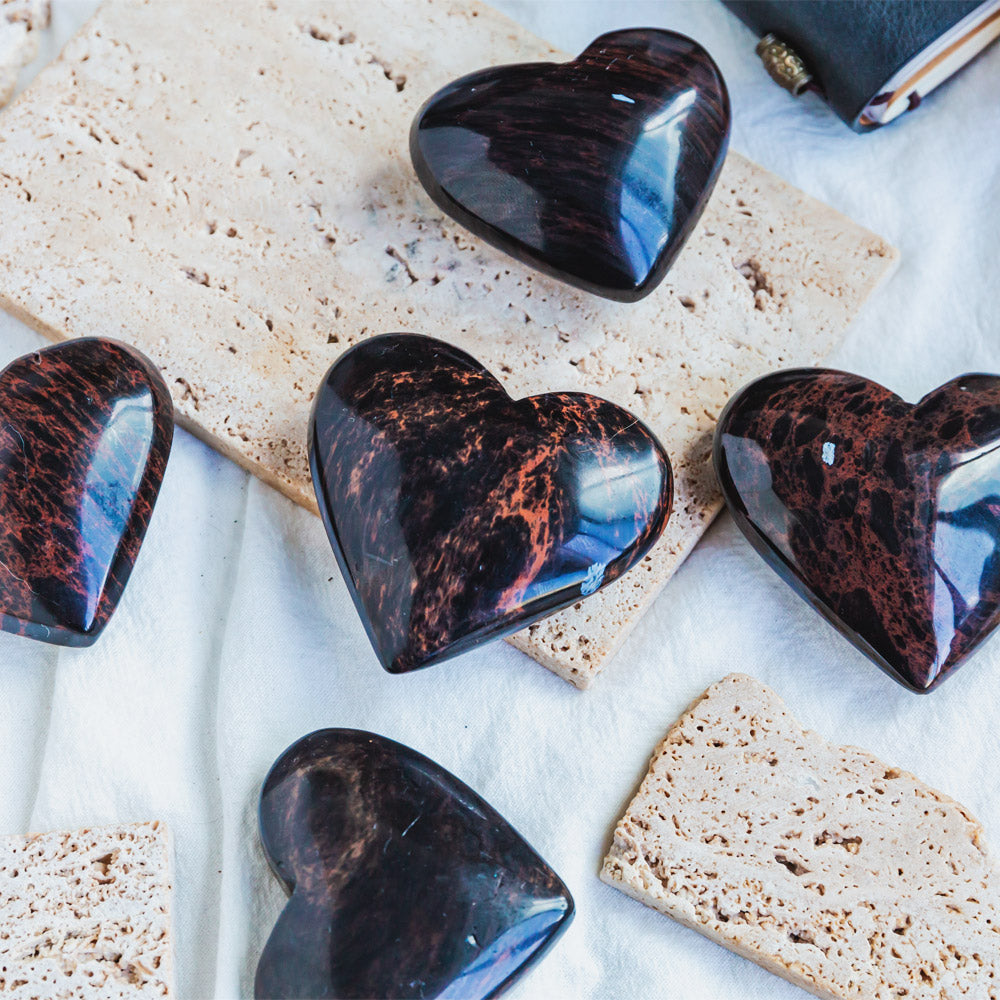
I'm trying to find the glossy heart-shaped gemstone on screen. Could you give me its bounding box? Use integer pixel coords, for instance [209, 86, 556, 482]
[255, 729, 574, 1000]
[0, 338, 172, 646]
[410, 28, 730, 302]
[714, 369, 1000, 691]
[309, 334, 672, 673]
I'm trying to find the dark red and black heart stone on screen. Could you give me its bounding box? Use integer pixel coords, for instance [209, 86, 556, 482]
[309, 334, 672, 673]
[0, 338, 172, 646]
[714, 368, 1000, 692]
[255, 729, 573, 1000]
[410, 29, 730, 302]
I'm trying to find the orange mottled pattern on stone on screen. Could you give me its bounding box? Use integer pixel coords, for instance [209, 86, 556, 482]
[0, 338, 172, 646]
[309, 334, 672, 673]
[715, 368, 1000, 691]
[411, 28, 730, 302]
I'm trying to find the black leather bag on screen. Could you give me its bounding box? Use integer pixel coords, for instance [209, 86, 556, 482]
[722, 0, 999, 131]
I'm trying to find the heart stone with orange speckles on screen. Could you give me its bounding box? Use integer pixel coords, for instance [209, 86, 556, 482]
[309, 334, 672, 673]
[255, 729, 573, 999]
[714, 368, 1000, 692]
[410, 28, 730, 302]
[0, 338, 172, 646]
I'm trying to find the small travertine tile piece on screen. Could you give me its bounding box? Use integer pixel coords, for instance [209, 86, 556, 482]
[0, 1, 897, 686]
[0, 821, 174, 998]
[0, 0, 49, 106]
[602, 674, 1000, 999]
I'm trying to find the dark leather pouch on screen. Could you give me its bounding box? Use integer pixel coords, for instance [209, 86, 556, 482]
[722, 0, 999, 131]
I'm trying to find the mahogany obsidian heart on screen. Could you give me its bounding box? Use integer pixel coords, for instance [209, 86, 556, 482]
[0, 338, 172, 646]
[255, 729, 574, 1000]
[309, 334, 672, 673]
[714, 368, 1000, 692]
[410, 28, 730, 302]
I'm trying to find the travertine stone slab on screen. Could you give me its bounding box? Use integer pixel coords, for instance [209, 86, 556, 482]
[0, 821, 174, 998]
[0, 1, 897, 686]
[602, 674, 1000, 999]
[0, 0, 49, 106]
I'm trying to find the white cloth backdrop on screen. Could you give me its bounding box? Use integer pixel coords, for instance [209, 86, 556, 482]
[2, 2, 998, 998]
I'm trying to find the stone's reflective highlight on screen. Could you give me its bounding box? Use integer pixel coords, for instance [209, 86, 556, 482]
[410, 29, 730, 302]
[0, 338, 172, 646]
[255, 729, 574, 1000]
[309, 334, 672, 673]
[714, 368, 1000, 692]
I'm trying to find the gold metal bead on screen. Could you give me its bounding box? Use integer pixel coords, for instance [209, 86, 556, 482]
[755, 33, 813, 97]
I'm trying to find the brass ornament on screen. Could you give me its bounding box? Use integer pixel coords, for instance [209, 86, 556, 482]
[755, 33, 813, 96]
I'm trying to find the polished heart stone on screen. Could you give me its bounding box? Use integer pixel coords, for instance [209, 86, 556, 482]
[0, 338, 172, 646]
[410, 28, 730, 302]
[255, 729, 574, 1000]
[714, 369, 1000, 692]
[309, 334, 672, 673]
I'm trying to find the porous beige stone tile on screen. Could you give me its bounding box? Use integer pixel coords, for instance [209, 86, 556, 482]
[0, 821, 174, 998]
[602, 674, 1000, 999]
[0, 0, 49, 106]
[0, 1, 897, 685]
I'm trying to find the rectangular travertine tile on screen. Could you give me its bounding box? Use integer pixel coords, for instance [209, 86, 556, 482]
[0, 821, 174, 998]
[0, 1, 897, 685]
[602, 674, 1000, 999]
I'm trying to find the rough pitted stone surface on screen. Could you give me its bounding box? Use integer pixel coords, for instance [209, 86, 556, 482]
[0, 0, 49, 106]
[0, 821, 174, 998]
[0, 0, 897, 686]
[602, 674, 1000, 999]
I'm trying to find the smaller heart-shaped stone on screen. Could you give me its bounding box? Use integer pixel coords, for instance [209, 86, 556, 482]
[714, 368, 1000, 691]
[255, 729, 574, 1000]
[0, 338, 172, 646]
[309, 334, 672, 673]
[410, 28, 730, 302]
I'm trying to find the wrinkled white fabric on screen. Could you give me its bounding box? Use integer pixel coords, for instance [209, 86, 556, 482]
[1, 3, 998, 998]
